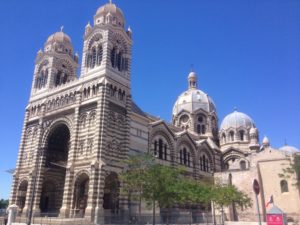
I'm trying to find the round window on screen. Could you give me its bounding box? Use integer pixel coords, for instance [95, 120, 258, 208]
[198, 116, 203, 122]
[180, 115, 189, 123]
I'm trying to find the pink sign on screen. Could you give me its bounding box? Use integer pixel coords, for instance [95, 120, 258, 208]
[267, 214, 283, 225]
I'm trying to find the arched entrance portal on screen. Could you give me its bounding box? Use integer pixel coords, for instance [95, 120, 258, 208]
[17, 180, 28, 211]
[103, 172, 120, 214]
[40, 124, 70, 214]
[72, 173, 89, 217]
[40, 180, 57, 212]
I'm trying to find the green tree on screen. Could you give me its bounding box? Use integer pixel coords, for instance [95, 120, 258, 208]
[279, 154, 300, 191]
[143, 164, 184, 225]
[120, 154, 154, 224]
[175, 178, 212, 225]
[0, 199, 9, 209]
[212, 184, 252, 225]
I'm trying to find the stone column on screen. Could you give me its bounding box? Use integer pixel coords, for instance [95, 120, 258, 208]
[9, 108, 30, 205]
[94, 84, 109, 224]
[206, 115, 213, 137]
[60, 92, 81, 218]
[94, 166, 106, 225]
[22, 113, 45, 217]
[85, 161, 99, 220]
[118, 94, 132, 213]
[22, 169, 35, 217]
[31, 114, 47, 215]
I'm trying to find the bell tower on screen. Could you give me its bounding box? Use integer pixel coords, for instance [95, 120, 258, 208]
[30, 29, 79, 97]
[77, 2, 133, 221]
[80, 2, 132, 87]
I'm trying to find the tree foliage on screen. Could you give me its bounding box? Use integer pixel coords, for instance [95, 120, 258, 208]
[0, 199, 9, 209]
[279, 154, 300, 190]
[212, 184, 252, 209]
[120, 154, 252, 225]
[120, 154, 155, 222]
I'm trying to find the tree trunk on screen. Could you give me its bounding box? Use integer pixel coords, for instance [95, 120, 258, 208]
[221, 205, 224, 225]
[138, 194, 142, 225]
[189, 205, 192, 225]
[152, 200, 156, 225]
[166, 208, 170, 225]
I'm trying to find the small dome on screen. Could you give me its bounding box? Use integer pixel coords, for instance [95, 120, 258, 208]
[262, 136, 270, 146]
[279, 145, 299, 153]
[220, 110, 255, 131]
[46, 31, 71, 45]
[94, 2, 125, 27]
[44, 30, 73, 54]
[188, 71, 197, 79]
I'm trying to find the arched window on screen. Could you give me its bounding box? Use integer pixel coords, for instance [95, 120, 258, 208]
[117, 51, 122, 71]
[86, 52, 93, 68]
[158, 139, 163, 159]
[280, 180, 289, 193]
[229, 131, 235, 142]
[222, 133, 226, 143]
[35, 69, 49, 90]
[196, 114, 206, 135]
[43, 69, 48, 87]
[197, 124, 201, 134]
[62, 73, 68, 84]
[111, 47, 116, 68]
[111, 45, 127, 72]
[96, 45, 103, 66]
[200, 154, 211, 172]
[180, 148, 190, 167]
[153, 138, 168, 161]
[91, 47, 96, 68]
[154, 140, 158, 156]
[86, 43, 103, 69]
[202, 125, 206, 134]
[55, 71, 62, 86]
[224, 162, 229, 171]
[239, 130, 245, 141]
[240, 160, 246, 170]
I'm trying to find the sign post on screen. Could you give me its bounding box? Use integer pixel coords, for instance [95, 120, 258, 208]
[253, 179, 262, 225]
[266, 205, 287, 225]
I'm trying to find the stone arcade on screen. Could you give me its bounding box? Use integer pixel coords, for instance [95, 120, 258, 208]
[10, 1, 300, 223]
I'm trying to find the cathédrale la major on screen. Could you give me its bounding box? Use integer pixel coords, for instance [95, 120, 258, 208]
[9, 1, 300, 224]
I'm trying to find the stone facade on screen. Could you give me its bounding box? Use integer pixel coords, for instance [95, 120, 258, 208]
[9, 1, 299, 224]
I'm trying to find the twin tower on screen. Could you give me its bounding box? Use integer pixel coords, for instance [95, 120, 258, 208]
[10, 2, 134, 221]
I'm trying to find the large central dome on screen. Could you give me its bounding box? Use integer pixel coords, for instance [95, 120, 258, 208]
[172, 71, 218, 138]
[172, 72, 216, 116]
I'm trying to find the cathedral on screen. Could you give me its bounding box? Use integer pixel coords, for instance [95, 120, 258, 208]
[10, 1, 300, 223]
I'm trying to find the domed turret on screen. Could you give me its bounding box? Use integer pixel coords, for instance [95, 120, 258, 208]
[172, 71, 218, 138]
[262, 136, 270, 147]
[44, 28, 74, 55]
[219, 110, 258, 149]
[220, 110, 255, 131]
[279, 145, 299, 153]
[94, 1, 125, 27]
[31, 27, 78, 96]
[173, 71, 216, 116]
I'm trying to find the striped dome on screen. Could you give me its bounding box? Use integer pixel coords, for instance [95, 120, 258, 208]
[220, 110, 255, 131]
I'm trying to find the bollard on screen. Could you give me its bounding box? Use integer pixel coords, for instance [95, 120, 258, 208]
[6, 204, 19, 225]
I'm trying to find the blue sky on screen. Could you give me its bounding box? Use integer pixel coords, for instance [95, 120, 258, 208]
[0, 0, 299, 199]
